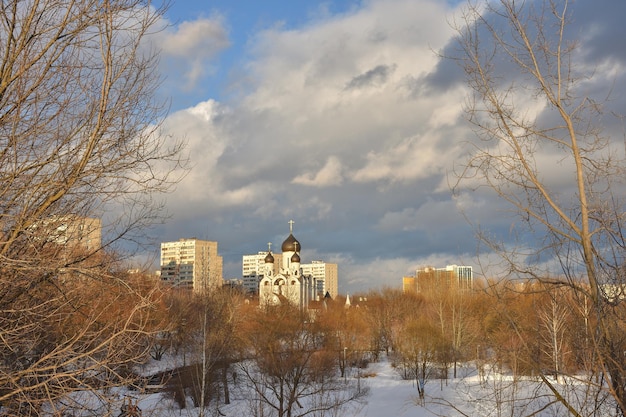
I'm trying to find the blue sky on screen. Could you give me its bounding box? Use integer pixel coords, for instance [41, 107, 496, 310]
[145, 0, 626, 294]
[160, 1, 366, 110]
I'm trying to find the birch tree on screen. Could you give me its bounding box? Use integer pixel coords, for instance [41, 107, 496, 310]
[537, 288, 570, 381]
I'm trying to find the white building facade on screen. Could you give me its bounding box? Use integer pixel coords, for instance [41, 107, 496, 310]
[160, 238, 223, 292]
[301, 260, 338, 299]
[242, 251, 277, 295]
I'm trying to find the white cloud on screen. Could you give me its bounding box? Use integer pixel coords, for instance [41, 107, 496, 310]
[160, 100, 234, 209]
[154, 0, 626, 289]
[350, 134, 447, 184]
[161, 19, 229, 57]
[342, 256, 415, 290]
[154, 0, 473, 285]
[157, 17, 230, 90]
[292, 156, 344, 187]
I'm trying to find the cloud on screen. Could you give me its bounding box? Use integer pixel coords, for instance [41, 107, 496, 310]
[292, 156, 344, 187]
[157, 17, 230, 90]
[152, 0, 626, 295]
[154, 0, 471, 294]
[161, 18, 229, 57]
[350, 132, 457, 184]
[376, 199, 460, 233]
[345, 64, 397, 90]
[160, 100, 261, 213]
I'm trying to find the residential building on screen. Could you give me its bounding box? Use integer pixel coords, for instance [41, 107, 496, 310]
[160, 238, 223, 292]
[403, 265, 473, 293]
[242, 250, 279, 295]
[402, 276, 417, 293]
[301, 260, 338, 299]
[29, 215, 102, 251]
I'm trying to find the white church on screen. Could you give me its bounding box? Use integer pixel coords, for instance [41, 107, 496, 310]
[258, 221, 316, 309]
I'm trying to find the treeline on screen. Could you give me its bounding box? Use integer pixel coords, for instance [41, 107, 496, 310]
[146, 277, 611, 415]
[2, 264, 619, 416]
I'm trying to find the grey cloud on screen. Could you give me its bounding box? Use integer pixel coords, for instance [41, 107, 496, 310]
[345, 64, 397, 90]
[152, 0, 626, 295]
[154, 0, 475, 295]
[574, 2, 626, 64]
[416, 56, 466, 95]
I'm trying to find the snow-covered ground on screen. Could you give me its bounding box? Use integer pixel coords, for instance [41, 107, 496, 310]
[131, 356, 438, 417]
[67, 355, 611, 417]
[355, 359, 429, 417]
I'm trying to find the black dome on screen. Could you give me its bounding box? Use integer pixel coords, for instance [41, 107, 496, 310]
[264, 251, 274, 263]
[291, 252, 300, 263]
[281, 233, 301, 252]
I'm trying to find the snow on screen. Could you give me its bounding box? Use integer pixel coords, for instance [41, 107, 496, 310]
[54, 355, 611, 417]
[119, 357, 496, 417]
[130, 355, 438, 417]
[358, 359, 424, 417]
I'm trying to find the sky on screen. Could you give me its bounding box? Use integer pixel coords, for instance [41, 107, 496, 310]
[144, 0, 626, 294]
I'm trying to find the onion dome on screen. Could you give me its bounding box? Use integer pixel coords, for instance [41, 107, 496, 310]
[291, 252, 300, 263]
[281, 233, 301, 252]
[264, 251, 274, 263]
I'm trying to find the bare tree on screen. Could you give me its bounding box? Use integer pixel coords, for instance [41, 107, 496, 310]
[239, 304, 367, 417]
[0, 0, 184, 414]
[362, 288, 414, 358]
[191, 288, 242, 415]
[393, 318, 446, 405]
[536, 287, 570, 381]
[315, 294, 374, 380]
[452, 0, 626, 414]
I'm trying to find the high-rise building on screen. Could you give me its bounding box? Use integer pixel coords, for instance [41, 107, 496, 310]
[160, 238, 223, 292]
[242, 251, 278, 295]
[301, 260, 338, 299]
[402, 276, 417, 293]
[29, 215, 102, 251]
[403, 265, 473, 293]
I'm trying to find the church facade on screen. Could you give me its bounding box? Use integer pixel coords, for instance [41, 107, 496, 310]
[258, 221, 316, 309]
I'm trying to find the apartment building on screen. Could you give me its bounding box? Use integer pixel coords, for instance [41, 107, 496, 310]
[160, 238, 223, 292]
[242, 251, 278, 294]
[29, 215, 102, 251]
[403, 264, 473, 293]
[301, 260, 338, 299]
